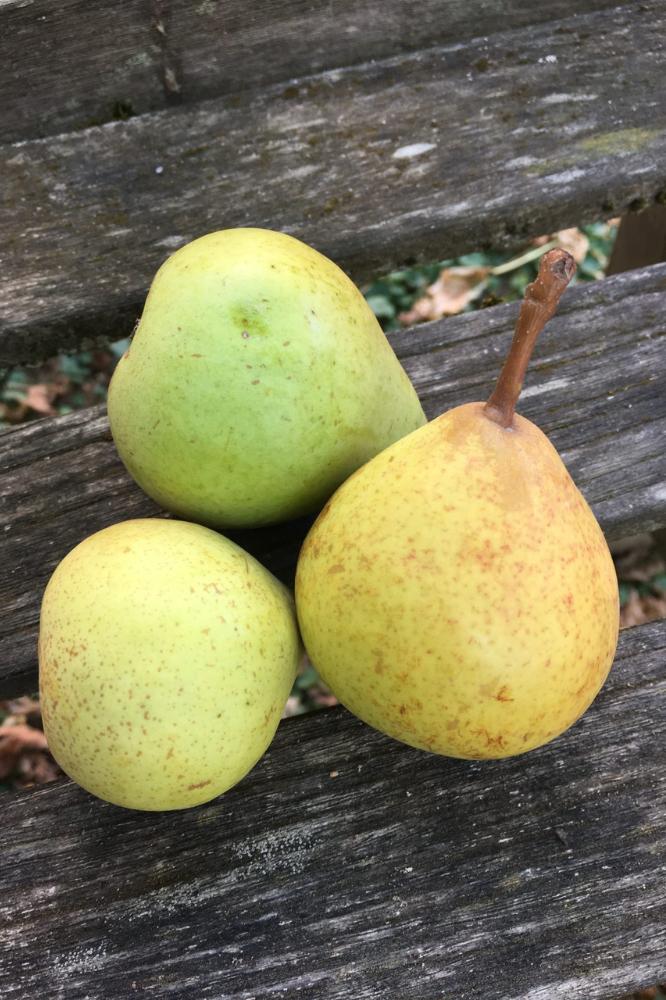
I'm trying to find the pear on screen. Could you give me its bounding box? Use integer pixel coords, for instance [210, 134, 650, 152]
[108, 229, 425, 528]
[39, 518, 301, 809]
[296, 250, 619, 759]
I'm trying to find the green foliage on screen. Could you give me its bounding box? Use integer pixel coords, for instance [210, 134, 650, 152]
[364, 222, 618, 331]
[0, 368, 29, 405]
[0, 226, 617, 426]
[0, 344, 127, 427]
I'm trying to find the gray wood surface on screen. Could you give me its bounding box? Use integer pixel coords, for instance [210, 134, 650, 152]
[3, 1, 666, 362]
[1, 0, 620, 143]
[0, 618, 664, 999]
[2, 263, 665, 700]
[3, 6, 665, 994]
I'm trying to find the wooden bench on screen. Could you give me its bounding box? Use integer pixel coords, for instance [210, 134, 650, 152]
[1, 2, 665, 996]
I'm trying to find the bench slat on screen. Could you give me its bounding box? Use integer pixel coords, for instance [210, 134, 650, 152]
[1, 0, 620, 143]
[2, 1, 666, 362]
[1, 263, 665, 700]
[1, 618, 664, 999]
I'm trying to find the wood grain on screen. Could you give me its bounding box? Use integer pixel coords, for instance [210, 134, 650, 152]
[608, 205, 666, 274]
[0, 0, 620, 142]
[3, 6, 664, 993]
[0, 618, 664, 999]
[1, 263, 665, 700]
[2, 1, 666, 362]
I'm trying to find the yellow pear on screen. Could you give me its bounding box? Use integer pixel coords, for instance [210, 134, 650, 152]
[296, 250, 619, 759]
[39, 519, 301, 809]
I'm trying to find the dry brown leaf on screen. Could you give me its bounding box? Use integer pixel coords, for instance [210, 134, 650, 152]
[623, 556, 666, 583]
[283, 696, 303, 718]
[620, 589, 666, 629]
[532, 228, 589, 262]
[399, 266, 490, 325]
[0, 723, 48, 779]
[614, 534, 665, 582]
[15, 750, 62, 788]
[0, 401, 30, 424]
[3, 696, 41, 718]
[612, 533, 655, 560]
[555, 228, 590, 263]
[24, 384, 56, 416]
[314, 691, 339, 707]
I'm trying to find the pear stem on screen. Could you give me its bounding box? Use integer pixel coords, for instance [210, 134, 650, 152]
[483, 248, 576, 429]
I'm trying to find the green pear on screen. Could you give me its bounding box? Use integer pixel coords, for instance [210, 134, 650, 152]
[296, 250, 619, 759]
[108, 228, 425, 528]
[39, 518, 301, 810]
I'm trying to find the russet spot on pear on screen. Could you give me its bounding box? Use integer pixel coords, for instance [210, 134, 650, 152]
[295, 250, 619, 759]
[39, 518, 301, 810]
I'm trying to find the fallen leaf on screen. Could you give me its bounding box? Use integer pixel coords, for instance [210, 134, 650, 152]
[313, 690, 338, 708]
[0, 723, 48, 779]
[24, 384, 56, 416]
[399, 266, 490, 325]
[3, 696, 41, 719]
[612, 533, 655, 559]
[15, 750, 62, 788]
[555, 228, 590, 263]
[0, 401, 30, 424]
[614, 533, 665, 582]
[531, 228, 589, 263]
[620, 589, 666, 629]
[283, 696, 304, 718]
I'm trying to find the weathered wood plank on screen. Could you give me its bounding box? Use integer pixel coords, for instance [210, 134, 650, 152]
[2, 0, 165, 144]
[608, 204, 666, 273]
[1, 264, 665, 700]
[1, 0, 620, 143]
[2, 1, 666, 362]
[1, 619, 664, 999]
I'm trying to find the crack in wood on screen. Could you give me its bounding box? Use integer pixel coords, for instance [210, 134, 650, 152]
[149, 0, 182, 102]
[1, 1, 666, 362]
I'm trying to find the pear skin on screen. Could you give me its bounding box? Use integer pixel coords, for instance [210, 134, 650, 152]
[108, 229, 425, 528]
[39, 519, 301, 809]
[295, 250, 619, 759]
[296, 404, 619, 758]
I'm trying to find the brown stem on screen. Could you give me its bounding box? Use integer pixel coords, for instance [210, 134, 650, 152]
[484, 248, 576, 429]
